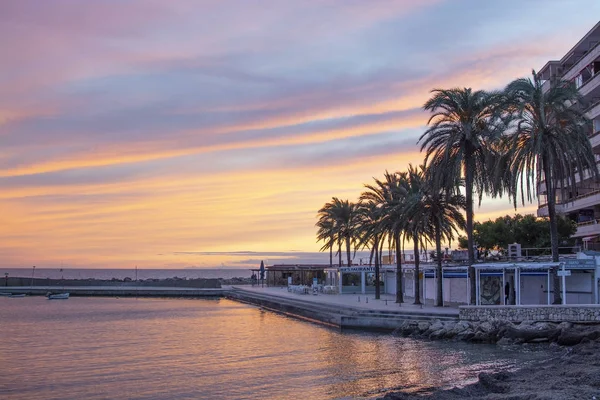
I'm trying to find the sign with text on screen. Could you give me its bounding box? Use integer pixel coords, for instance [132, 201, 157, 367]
[339, 266, 376, 273]
[563, 259, 596, 269]
[557, 270, 572, 277]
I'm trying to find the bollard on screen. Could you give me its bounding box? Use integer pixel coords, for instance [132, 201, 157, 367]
[366, 297, 368, 303]
[358, 296, 360, 302]
[385, 299, 388, 305]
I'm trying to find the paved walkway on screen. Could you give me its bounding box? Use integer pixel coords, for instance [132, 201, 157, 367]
[232, 285, 459, 316]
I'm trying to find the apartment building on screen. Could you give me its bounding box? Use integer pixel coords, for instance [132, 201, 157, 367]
[537, 21, 600, 246]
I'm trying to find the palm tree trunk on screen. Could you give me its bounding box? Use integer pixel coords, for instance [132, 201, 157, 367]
[338, 242, 342, 267]
[413, 232, 421, 305]
[375, 238, 380, 300]
[395, 231, 404, 303]
[329, 244, 333, 269]
[346, 235, 352, 267]
[543, 156, 562, 304]
[435, 219, 443, 307]
[465, 150, 477, 305]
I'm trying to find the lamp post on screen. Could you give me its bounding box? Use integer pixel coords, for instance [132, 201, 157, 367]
[31, 266, 36, 288]
[4, 273, 8, 287]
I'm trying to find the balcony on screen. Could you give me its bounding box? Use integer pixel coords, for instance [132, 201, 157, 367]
[588, 100, 600, 119]
[590, 131, 600, 148]
[579, 72, 600, 98]
[574, 219, 600, 238]
[563, 42, 600, 81]
[538, 189, 600, 217]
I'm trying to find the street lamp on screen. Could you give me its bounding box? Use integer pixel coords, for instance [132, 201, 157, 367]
[31, 266, 36, 288]
[4, 273, 8, 287]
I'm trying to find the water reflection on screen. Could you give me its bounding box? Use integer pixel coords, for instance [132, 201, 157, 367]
[0, 297, 546, 399]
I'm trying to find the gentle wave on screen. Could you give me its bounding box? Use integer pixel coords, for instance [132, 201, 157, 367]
[0, 297, 547, 399]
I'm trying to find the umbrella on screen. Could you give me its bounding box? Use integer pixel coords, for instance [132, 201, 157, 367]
[259, 260, 265, 287]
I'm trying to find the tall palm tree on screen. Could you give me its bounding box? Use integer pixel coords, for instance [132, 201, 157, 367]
[403, 165, 433, 305]
[317, 197, 359, 267]
[502, 71, 598, 304]
[420, 88, 504, 305]
[356, 201, 385, 299]
[422, 164, 466, 306]
[316, 217, 335, 268]
[361, 171, 409, 303]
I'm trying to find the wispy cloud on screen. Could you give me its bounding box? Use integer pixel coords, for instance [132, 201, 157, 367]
[1, 0, 599, 268]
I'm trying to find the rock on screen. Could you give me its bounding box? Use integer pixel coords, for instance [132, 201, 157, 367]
[417, 321, 430, 333]
[558, 321, 573, 330]
[478, 321, 495, 333]
[477, 372, 509, 394]
[496, 337, 515, 345]
[557, 331, 586, 346]
[429, 329, 447, 340]
[472, 331, 493, 343]
[455, 328, 475, 341]
[533, 321, 557, 331]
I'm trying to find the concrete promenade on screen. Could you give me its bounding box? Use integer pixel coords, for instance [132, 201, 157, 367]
[228, 286, 459, 330]
[233, 285, 458, 315]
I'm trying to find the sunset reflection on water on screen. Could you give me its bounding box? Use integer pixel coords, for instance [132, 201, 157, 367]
[0, 297, 546, 399]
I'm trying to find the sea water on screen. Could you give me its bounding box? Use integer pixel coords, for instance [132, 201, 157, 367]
[0, 297, 548, 399]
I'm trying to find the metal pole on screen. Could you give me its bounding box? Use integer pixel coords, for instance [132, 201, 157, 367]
[547, 269, 551, 305]
[31, 266, 36, 288]
[561, 263, 567, 305]
[502, 269, 506, 305]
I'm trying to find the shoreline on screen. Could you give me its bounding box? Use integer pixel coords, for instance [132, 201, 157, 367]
[380, 341, 600, 399]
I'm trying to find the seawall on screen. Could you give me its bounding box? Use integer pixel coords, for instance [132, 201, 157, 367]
[460, 305, 600, 322]
[227, 288, 458, 330]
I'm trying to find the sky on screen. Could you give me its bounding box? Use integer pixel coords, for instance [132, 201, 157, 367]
[1, 1, 599, 269]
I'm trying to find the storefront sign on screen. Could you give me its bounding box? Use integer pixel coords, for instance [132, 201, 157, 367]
[339, 266, 376, 273]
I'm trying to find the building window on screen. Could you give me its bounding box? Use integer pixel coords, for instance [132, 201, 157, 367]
[575, 74, 584, 88]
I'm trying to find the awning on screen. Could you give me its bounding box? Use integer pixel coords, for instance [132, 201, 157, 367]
[582, 236, 598, 241]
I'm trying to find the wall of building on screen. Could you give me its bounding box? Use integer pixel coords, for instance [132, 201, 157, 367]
[460, 305, 600, 322]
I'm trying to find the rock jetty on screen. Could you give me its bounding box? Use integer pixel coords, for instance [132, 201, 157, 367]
[393, 318, 600, 346]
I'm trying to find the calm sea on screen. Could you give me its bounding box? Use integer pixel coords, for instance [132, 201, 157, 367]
[0, 297, 548, 399]
[0, 268, 251, 281]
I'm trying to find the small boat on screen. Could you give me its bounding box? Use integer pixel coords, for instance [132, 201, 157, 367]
[8, 294, 26, 298]
[46, 292, 69, 300]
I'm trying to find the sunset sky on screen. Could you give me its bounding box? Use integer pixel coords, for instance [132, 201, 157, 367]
[2, 1, 599, 269]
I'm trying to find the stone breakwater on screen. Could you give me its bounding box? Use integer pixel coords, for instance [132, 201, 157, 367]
[5, 276, 221, 289]
[393, 318, 600, 346]
[460, 305, 600, 322]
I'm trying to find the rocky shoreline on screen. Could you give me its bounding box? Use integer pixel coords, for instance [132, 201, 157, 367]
[381, 341, 600, 399]
[393, 318, 600, 346]
[382, 320, 600, 399]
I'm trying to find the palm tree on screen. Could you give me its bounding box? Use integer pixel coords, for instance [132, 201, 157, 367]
[402, 164, 433, 305]
[317, 197, 359, 267]
[356, 201, 385, 299]
[420, 88, 504, 305]
[422, 164, 466, 306]
[316, 217, 335, 268]
[502, 70, 598, 304]
[361, 171, 409, 303]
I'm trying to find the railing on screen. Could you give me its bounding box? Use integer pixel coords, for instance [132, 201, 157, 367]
[579, 72, 600, 96]
[577, 219, 600, 226]
[562, 41, 600, 81]
[538, 187, 600, 209]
